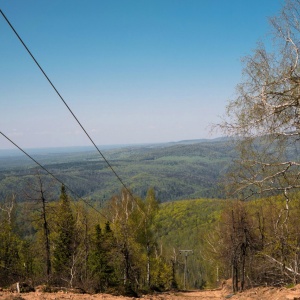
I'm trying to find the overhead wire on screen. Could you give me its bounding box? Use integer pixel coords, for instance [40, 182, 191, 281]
[0, 9, 140, 209]
[0, 131, 108, 220]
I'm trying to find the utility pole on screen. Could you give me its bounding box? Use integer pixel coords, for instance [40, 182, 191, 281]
[179, 250, 193, 290]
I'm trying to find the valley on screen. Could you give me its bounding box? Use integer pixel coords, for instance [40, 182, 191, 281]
[0, 138, 235, 203]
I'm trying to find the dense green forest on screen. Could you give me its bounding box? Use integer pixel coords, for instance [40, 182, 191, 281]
[0, 182, 225, 293]
[0, 139, 235, 203]
[2, 181, 300, 294]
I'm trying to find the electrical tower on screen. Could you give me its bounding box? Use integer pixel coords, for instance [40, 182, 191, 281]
[179, 249, 193, 290]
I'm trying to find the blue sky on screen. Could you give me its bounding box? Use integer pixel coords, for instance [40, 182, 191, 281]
[1, 0, 283, 149]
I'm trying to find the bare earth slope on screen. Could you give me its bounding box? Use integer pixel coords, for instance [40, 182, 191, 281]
[2, 285, 300, 300]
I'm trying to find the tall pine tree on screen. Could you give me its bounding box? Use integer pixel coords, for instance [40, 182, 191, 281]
[88, 222, 117, 292]
[53, 185, 75, 285]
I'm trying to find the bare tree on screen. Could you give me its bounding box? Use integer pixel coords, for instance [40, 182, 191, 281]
[0, 194, 15, 225]
[219, 0, 300, 201]
[24, 172, 55, 282]
[215, 3, 300, 288]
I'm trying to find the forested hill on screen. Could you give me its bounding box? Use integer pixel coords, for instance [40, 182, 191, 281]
[0, 138, 235, 203]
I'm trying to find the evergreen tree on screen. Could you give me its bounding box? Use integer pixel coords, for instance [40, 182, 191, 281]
[53, 185, 75, 285]
[88, 223, 116, 292]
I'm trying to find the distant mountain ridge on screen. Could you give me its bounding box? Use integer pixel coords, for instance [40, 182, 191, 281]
[0, 137, 234, 202]
[167, 136, 229, 145]
[0, 137, 229, 157]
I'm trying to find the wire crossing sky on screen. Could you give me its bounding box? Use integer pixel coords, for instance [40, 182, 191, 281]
[0, 130, 108, 218]
[0, 9, 136, 201]
[0, 0, 283, 150]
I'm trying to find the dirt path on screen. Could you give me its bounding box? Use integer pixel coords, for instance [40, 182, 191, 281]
[1, 285, 300, 300]
[0, 290, 225, 300]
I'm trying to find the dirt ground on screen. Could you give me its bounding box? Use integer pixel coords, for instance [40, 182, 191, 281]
[2, 283, 300, 300]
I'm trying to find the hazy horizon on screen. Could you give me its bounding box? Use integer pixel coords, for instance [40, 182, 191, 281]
[0, 136, 228, 155]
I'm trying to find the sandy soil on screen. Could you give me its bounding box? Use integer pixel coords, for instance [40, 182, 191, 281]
[1, 284, 300, 300]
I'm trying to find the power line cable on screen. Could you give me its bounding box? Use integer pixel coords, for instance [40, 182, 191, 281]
[0, 9, 136, 203]
[0, 131, 108, 220]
